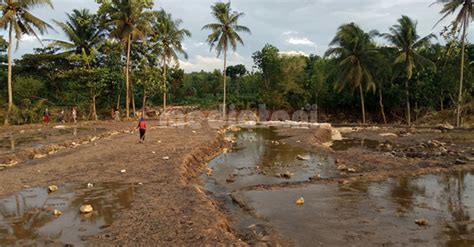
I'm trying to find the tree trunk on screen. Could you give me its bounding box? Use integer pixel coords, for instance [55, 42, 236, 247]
[92, 94, 97, 121]
[223, 48, 228, 118]
[440, 97, 444, 111]
[359, 84, 366, 124]
[379, 88, 387, 124]
[131, 78, 136, 117]
[406, 79, 411, 126]
[456, 16, 467, 128]
[125, 35, 132, 119]
[142, 88, 147, 117]
[163, 59, 168, 113]
[4, 21, 13, 125]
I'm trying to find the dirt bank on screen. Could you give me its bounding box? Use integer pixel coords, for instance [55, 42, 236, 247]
[0, 121, 244, 246]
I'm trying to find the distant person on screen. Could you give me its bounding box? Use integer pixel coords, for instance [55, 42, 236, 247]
[43, 108, 50, 124]
[58, 109, 65, 123]
[114, 109, 121, 122]
[136, 117, 147, 143]
[71, 107, 77, 123]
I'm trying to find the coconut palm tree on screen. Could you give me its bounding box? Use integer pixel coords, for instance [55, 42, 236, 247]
[153, 10, 191, 113]
[0, 0, 54, 125]
[104, 0, 151, 119]
[202, 2, 251, 118]
[46, 9, 104, 55]
[434, 0, 474, 127]
[383, 16, 435, 126]
[325, 23, 379, 124]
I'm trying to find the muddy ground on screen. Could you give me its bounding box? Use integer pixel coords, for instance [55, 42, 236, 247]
[0, 121, 473, 246]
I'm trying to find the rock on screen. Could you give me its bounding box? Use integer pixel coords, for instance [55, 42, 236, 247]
[151, 151, 156, 154]
[296, 155, 309, 161]
[162, 156, 170, 161]
[34, 154, 47, 159]
[48, 185, 59, 193]
[282, 171, 293, 179]
[339, 179, 350, 185]
[226, 177, 236, 183]
[296, 140, 301, 143]
[274, 173, 282, 178]
[296, 197, 305, 206]
[206, 168, 213, 177]
[415, 218, 429, 226]
[80, 205, 93, 214]
[379, 143, 393, 152]
[437, 123, 454, 131]
[87, 183, 94, 188]
[53, 209, 62, 216]
[455, 159, 467, 165]
[120, 169, 126, 173]
[379, 133, 397, 137]
[347, 168, 356, 173]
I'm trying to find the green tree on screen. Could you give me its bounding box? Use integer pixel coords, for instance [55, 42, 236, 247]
[202, 2, 251, 117]
[0, 0, 54, 125]
[383, 16, 435, 126]
[153, 10, 191, 112]
[434, 0, 474, 127]
[325, 23, 379, 124]
[47, 9, 104, 55]
[99, 0, 152, 118]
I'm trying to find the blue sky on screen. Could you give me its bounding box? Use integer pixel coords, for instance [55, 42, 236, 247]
[2, 0, 472, 72]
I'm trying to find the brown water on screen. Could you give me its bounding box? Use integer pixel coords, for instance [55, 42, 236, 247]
[204, 128, 337, 195]
[0, 127, 106, 153]
[330, 138, 382, 151]
[0, 182, 136, 246]
[239, 171, 474, 246]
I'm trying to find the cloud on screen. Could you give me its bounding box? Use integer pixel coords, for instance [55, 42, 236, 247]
[20, 34, 42, 43]
[279, 50, 309, 57]
[282, 31, 317, 47]
[179, 52, 249, 72]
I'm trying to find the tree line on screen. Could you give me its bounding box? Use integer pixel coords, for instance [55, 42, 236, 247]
[0, 0, 472, 126]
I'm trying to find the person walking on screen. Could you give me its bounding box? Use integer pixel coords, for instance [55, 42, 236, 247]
[136, 117, 147, 143]
[43, 108, 50, 124]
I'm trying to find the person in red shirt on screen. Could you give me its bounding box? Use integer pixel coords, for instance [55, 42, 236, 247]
[136, 117, 147, 143]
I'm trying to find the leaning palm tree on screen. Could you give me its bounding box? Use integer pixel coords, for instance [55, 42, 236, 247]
[46, 9, 104, 55]
[434, 0, 474, 127]
[153, 10, 191, 113]
[383, 16, 435, 126]
[325, 23, 379, 124]
[105, 0, 151, 119]
[0, 0, 54, 125]
[202, 2, 251, 118]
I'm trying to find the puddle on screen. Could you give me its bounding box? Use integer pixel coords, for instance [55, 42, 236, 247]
[238, 171, 474, 246]
[330, 138, 381, 151]
[0, 182, 136, 246]
[204, 128, 337, 195]
[0, 128, 107, 153]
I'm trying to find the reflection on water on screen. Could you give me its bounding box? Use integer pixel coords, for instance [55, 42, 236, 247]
[331, 138, 381, 151]
[204, 128, 337, 195]
[0, 182, 136, 246]
[240, 171, 474, 246]
[0, 127, 106, 153]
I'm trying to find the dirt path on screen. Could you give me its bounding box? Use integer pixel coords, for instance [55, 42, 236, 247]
[0, 123, 244, 246]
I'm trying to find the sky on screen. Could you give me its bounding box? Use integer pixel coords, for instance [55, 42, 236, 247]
[2, 0, 473, 72]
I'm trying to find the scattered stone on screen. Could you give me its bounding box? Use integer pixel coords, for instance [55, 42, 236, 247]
[192, 130, 197, 134]
[296, 155, 309, 161]
[53, 209, 62, 216]
[206, 168, 213, 177]
[120, 169, 126, 173]
[157, 140, 162, 144]
[347, 168, 356, 173]
[87, 183, 94, 188]
[415, 218, 429, 226]
[34, 154, 47, 159]
[437, 123, 454, 131]
[296, 140, 301, 143]
[455, 159, 467, 165]
[379, 133, 397, 137]
[296, 197, 305, 206]
[48, 185, 59, 193]
[162, 156, 170, 161]
[80, 205, 94, 214]
[152, 151, 156, 154]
